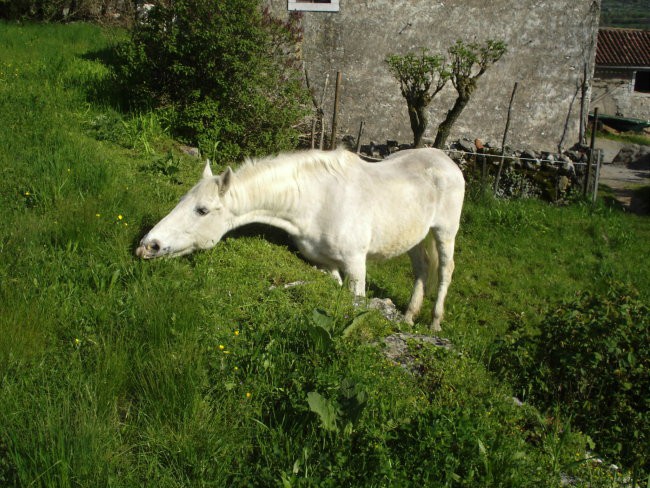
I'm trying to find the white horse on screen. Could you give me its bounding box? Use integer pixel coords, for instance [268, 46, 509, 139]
[136, 148, 465, 331]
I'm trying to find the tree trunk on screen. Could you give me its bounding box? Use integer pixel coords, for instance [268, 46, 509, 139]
[408, 102, 428, 148]
[433, 95, 469, 149]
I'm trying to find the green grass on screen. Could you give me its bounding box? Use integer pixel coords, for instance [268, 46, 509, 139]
[600, 0, 650, 30]
[595, 129, 650, 147]
[1, 21, 649, 487]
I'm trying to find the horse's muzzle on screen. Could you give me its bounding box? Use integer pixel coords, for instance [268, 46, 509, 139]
[135, 238, 161, 259]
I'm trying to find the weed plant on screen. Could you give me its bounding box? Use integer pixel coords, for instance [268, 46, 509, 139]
[1, 22, 649, 487]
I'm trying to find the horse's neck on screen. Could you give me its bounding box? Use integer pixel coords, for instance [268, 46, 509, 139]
[228, 164, 302, 235]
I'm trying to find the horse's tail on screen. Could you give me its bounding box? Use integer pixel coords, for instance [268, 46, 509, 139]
[423, 230, 439, 297]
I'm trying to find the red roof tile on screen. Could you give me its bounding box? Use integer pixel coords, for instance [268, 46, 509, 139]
[596, 28, 650, 67]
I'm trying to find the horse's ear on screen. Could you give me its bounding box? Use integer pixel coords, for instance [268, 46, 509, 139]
[219, 166, 233, 197]
[202, 159, 213, 179]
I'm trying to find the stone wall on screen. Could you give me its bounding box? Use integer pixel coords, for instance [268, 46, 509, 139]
[266, 0, 601, 152]
[591, 68, 650, 121]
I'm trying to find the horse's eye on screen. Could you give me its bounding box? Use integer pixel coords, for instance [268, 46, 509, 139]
[195, 206, 209, 216]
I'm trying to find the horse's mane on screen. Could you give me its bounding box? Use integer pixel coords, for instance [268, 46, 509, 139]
[236, 148, 355, 186]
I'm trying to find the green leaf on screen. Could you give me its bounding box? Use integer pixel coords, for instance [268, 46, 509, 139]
[311, 308, 335, 332]
[307, 391, 339, 432]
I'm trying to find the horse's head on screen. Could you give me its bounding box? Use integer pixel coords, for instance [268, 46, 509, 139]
[136, 160, 234, 259]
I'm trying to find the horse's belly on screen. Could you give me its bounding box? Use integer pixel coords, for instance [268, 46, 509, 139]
[368, 222, 428, 260]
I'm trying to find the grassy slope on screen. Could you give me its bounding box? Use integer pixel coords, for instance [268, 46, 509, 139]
[600, 0, 650, 30]
[0, 22, 648, 487]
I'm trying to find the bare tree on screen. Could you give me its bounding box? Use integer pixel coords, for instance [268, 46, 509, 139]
[433, 39, 507, 149]
[385, 50, 449, 148]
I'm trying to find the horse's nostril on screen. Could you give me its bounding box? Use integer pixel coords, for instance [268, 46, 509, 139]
[149, 240, 161, 252]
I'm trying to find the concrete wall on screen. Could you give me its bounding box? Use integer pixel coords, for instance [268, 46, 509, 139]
[267, 0, 601, 152]
[592, 68, 650, 121]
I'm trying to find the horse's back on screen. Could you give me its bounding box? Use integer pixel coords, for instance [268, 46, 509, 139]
[344, 148, 464, 258]
[383, 148, 464, 185]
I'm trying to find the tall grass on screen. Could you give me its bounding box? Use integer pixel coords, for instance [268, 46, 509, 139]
[1, 21, 649, 487]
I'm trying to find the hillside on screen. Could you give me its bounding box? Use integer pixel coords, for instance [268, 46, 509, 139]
[0, 22, 648, 487]
[601, 0, 650, 30]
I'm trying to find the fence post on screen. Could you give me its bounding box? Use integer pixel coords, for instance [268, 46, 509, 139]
[584, 107, 599, 198]
[493, 82, 518, 196]
[355, 120, 365, 154]
[592, 148, 602, 203]
[330, 71, 342, 150]
[318, 74, 330, 150]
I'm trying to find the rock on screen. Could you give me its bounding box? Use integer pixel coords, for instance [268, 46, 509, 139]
[269, 280, 309, 290]
[421, 137, 436, 146]
[521, 149, 538, 158]
[354, 297, 405, 323]
[564, 150, 582, 162]
[456, 138, 476, 153]
[521, 149, 541, 170]
[558, 155, 575, 174]
[341, 134, 356, 151]
[558, 175, 570, 192]
[613, 144, 650, 170]
[380, 333, 453, 374]
[180, 145, 200, 157]
[523, 158, 540, 170]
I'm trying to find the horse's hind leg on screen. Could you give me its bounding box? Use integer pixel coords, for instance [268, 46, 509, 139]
[404, 242, 429, 324]
[431, 229, 457, 332]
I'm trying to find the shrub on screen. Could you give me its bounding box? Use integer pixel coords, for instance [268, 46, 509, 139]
[492, 281, 650, 475]
[114, 0, 309, 161]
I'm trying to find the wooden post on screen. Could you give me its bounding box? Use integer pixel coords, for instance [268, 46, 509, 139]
[318, 74, 330, 150]
[330, 71, 342, 150]
[493, 82, 518, 196]
[579, 62, 588, 146]
[310, 118, 317, 149]
[355, 120, 365, 154]
[592, 148, 602, 203]
[584, 107, 598, 197]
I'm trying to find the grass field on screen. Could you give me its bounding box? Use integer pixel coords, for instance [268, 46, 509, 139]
[1, 22, 649, 487]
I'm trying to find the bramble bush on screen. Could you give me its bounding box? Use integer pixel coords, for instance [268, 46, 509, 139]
[492, 281, 650, 476]
[114, 0, 309, 161]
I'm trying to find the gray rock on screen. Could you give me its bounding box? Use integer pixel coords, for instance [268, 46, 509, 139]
[456, 138, 476, 153]
[613, 144, 650, 170]
[179, 145, 200, 158]
[380, 333, 453, 374]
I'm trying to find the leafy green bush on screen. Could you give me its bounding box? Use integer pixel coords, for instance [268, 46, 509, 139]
[492, 282, 650, 475]
[114, 0, 309, 160]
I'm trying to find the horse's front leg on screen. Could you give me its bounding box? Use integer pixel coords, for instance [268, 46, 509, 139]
[343, 256, 367, 296]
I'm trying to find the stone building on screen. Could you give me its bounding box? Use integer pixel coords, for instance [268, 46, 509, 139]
[267, 0, 601, 151]
[591, 28, 650, 123]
